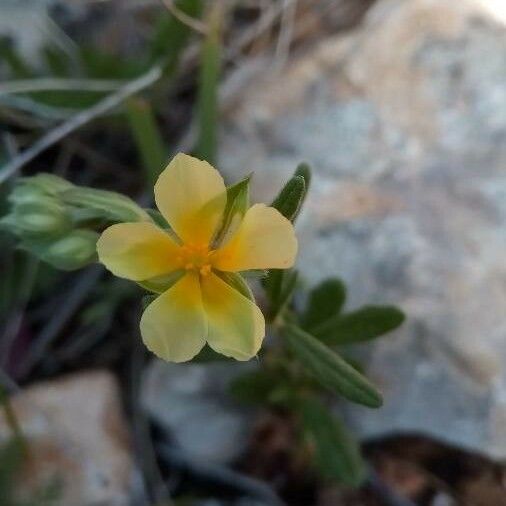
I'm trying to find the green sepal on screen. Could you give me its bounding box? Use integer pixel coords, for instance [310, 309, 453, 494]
[298, 397, 366, 487]
[16, 173, 74, 196]
[302, 278, 346, 331]
[216, 271, 254, 301]
[19, 229, 99, 271]
[213, 175, 251, 247]
[138, 270, 185, 294]
[192, 345, 232, 363]
[141, 294, 157, 311]
[313, 305, 405, 345]
[61, 187, 150, 223]
[283, 324, 383, 408]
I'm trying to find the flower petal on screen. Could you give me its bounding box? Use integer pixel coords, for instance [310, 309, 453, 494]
[213, 204, 298, 272]
[154, 153, 226, 245]
[140, 273, 207, 362]
[97, 222, 182, 281]
[201, 272, 264, 360]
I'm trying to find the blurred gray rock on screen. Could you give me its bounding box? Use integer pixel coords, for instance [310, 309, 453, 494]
[0, 370, 134, 505]
[219, 0, 506, 458]
[142, 360, 254, 465]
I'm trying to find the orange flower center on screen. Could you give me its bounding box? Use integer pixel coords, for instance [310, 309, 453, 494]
[178, 243, 214, 276]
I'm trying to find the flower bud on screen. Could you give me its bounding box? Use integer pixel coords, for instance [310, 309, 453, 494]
[40, 229, 99, 270]
[10, 198, 71, 238]
[19, 173, 74, 195]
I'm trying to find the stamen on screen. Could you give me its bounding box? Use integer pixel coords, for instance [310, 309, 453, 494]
[200, 265, 211, 276]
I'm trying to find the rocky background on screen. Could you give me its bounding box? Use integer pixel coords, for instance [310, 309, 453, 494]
[0, 0, 505, 505]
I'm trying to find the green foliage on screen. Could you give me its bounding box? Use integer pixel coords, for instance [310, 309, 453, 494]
[214, 175, 251, 246]
[1, 174, 151, 270]
[149, 0, 203, 72]
[126, 98, 168, 186]
[194, 3, 223, 164]
[283, 324, 383, 408]
[301, 278, 346, 331]
[216, 271, 254, 301]
[298, 397, 365, 487]
[313, 305, 405, 345]
[19, 230, 99, 271]
[0, 6, 406, 489]
[271, 175, 306, 222]
[271, 162, 311, 223]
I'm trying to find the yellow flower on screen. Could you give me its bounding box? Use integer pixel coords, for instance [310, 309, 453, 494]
[97, 153, 297, 362]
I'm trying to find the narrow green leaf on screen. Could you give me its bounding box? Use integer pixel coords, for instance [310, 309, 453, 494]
[41, 45, 72, 76]
[78, 46, 145, 79]
[271, 175, 305, 222]
[295, 162, 311, 191]
[149, 0, 203, 72]
[293, 162, 311, 220]
[302, 278, 346, 331]
[299, 397, 365, 487]
[194, 3, 223, 164]
[0, 39, 33, 78]
[283, 324, 383, 408]
[126, 97, 168, 186]
[313, 305, 405, 345]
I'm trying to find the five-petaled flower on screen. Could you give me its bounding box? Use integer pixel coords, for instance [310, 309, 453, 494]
[97, 153, 297, 362]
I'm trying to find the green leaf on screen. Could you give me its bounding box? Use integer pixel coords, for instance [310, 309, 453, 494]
[294, 162, 311, 191]
[313, 305, 405, 345]
[41, 45, 72, 77]
[302, 278, 346, 331]
[283, 324, 383, 408]
[214, 175, 250, 246]
[79, 46, 145, 79]
[126, 97, 168, 186]
[299, 397, 366, 487]
[194, 3, 223, 164]
[149, 0, 203, 72]
[0, 39, 33, 78]
[271, 175, 305, 222]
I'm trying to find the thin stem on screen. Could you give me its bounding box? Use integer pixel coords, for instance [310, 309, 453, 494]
[0, 78, 127, 96]
[0, 383, 27, 455]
